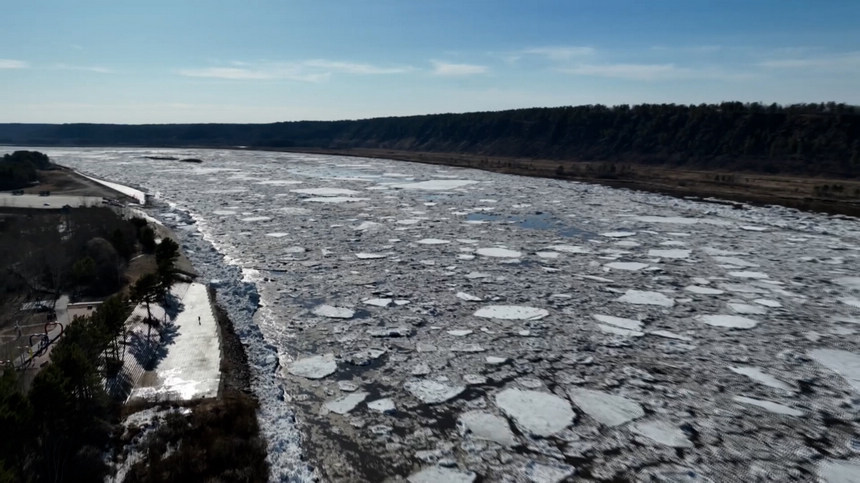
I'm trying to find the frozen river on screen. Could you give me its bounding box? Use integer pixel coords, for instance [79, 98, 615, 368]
[41, 147, 860, 482]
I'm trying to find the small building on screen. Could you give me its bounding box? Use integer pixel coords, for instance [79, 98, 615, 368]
[67, 301, 103, 321]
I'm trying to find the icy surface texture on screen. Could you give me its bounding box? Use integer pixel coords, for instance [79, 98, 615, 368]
[47, 147, 860, 482]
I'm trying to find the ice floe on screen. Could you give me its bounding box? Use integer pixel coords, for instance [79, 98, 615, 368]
[458, 411, 516, 446]
[287, 354, 337, 379]
[699, 314, 758, 329]
[809, 349, 860, 393]
[568, 388, 645, 427]
[605, 262, 649, 271]
[404, 380, 465, 404]
[592, 314, 643, 331]
[312, 304, 355, 319]
[684, 285, 724, 295]
[648, 249, 692, 259]
[617, 290, 675, 307]
[729, 366, 793, 391]
[476, 247, 522, 258]
[408, 466, 476, 483]
[291, 187, 360, 196]
[323, 391, 368, 415]
[495, 388, 575, 437]
[630, 420, 693, 448]
[474, 305, 549, 320]
[732, 396, 804, 417]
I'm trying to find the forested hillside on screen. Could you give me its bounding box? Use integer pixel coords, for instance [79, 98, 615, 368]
[2, 102, 858, 177]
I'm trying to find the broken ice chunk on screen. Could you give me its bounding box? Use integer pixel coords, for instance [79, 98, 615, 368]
[407, 466, 476, 483]
[495, 388, 575, 437]
[729, 366, 793, 391]
[476, 247, 522, 258]
[684, 285, 724, 295]
[405, 380, 465, 404]
[474, 305, 549, 320]
[699, 314, 758, 329]
[592, 314, 643, 331]
[732, 396, 804, 416]
[323, 391, 368, 415]
[597, 324, 645, 337]
[809, 349, 860, 393]
[312, 304, 355, 319]
[568, 388, 645, 427]
[287, 354, 337, 379]
[367, 398, 396, 413]
[617, 290, 675, 307]
[605, 262, 649, 271]
[456, 292, 483, 302]
[630, 420, 693, 448]
[458, 410, 516, 446]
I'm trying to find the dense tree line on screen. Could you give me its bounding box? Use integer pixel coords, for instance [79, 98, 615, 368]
[1, 102, 858, 177]
[0, 151, 54, 190]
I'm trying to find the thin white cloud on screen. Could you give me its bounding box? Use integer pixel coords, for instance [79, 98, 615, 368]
[0, 59, 28, 69]
[562, 63, 684, 81]
[759, 51, 860, 71]
[53, 63, 113, 74]
[180, 67, 280, 80]
[520, 46, 595, 60]
[180, 59, 412, 82]
[302, 59, 412, 75]
[431, 61, 488, 76]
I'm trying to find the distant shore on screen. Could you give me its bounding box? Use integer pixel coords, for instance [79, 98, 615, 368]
[268, 147, 860, 218]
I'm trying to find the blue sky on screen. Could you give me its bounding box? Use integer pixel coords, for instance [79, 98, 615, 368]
[2, 0, 859, 124]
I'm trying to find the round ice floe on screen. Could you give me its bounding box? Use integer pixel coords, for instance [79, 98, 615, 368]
[699, 314, 758, 329]
[601, 231, 636, 238]
[458, 411, 516, 446]
[630, 420, 693, 448]
[407, 466, 476, 483]
[404, 380, 465, 404]
[312, 304, 355, 319]
[476, 247, 522, 258]
[617, 290, 675, 307]
[474, 305, 549, 320]
[648, 249, 691, 259]
[544, 244, 590, 254]
[495, 388, 575, 437]
[728, 271, 769, 279]
[291, 187, 360, 196]
[535, 251, 560, 259]
[287, 354, 337, 379]
[416, 238, 450, 245]
[605, 262, 649, 271]
[568, 388, 645, 427]
[732, 396, 803, 417]
[684, 285, 724, 295]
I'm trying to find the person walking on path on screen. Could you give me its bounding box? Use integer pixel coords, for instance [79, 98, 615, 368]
[198, 315, 201, 325]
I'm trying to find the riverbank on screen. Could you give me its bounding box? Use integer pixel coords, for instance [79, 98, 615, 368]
[272, 147, 860, 217]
